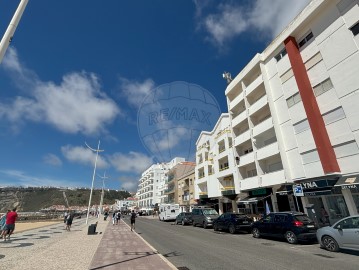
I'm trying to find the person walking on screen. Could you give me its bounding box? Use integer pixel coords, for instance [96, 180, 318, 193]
[0, 210, 10, 236]
[116, 211, 121, 225]
[1, 208, 18, 241]
[65, 212, 73, 231]
[130, 210, 137, 231]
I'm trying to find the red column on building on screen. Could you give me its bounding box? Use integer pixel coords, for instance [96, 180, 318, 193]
[284, 36, 340, 174]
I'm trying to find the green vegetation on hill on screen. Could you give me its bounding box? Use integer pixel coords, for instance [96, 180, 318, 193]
[0, 187, 132, 212]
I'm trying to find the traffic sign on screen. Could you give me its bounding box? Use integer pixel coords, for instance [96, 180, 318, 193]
[293, 184, 304, 197]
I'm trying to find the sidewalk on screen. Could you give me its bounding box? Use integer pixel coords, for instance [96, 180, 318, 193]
[89, 218, 176, 270]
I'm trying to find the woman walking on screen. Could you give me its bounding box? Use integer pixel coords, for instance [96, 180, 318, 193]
[130, 210, 137, 231]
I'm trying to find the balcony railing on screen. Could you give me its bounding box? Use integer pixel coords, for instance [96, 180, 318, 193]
[219, 166, 229, 171]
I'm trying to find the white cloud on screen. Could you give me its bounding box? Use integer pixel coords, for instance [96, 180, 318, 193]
[195, 0, 311, 48]
[43, 153, 62, 166]
[118, 175, 138, 192]
[0, 169, 82, 188]
[0, 47, 121, 135]
[61, 144, 109, 169]
[109, 151, 153, 174]
[119, 77, 155, 108]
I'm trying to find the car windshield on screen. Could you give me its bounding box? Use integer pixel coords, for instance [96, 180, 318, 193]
[184, 213, 191, 216]
[295, 215, 312, 223]
[203, 209, 218, 215]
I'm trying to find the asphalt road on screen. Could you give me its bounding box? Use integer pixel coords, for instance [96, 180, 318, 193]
[124, 216, 359, 270]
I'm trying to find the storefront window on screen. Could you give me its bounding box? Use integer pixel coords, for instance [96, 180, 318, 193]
[350, 189, 359, 213]
[326, 195, 349, 224]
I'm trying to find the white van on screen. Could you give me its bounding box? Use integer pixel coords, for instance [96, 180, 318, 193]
[159, 204, 180, 221]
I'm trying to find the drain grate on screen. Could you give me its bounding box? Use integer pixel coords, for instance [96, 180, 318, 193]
[314, 253, 334, 259]
[177, 267, 190, 270]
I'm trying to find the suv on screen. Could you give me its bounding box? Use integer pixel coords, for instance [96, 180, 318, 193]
[191, 207, 219, 228]
[251, 212, 318, 244]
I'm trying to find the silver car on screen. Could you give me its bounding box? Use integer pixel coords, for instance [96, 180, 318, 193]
[316, 215, 359, 252]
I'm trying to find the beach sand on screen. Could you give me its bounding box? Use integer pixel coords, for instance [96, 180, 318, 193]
[14, 221, 61, 233]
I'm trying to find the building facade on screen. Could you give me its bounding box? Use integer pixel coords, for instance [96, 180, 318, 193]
[177, 166, 197, 212]
[224, 0, 359, 224]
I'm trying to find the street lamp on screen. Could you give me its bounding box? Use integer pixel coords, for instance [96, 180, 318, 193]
[98, 172, 109, 218]
[0, 0, 28, 64]
[85, 140, 104, 225]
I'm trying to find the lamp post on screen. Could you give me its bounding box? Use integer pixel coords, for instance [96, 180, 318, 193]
[0, 0, 28, 64]
[85, 140, 104, 225]
[98, 172, 109, 218]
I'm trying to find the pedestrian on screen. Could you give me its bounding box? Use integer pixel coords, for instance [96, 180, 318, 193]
[130, 210, 137, 231]
[1, 208, 18, 241]
[116, 211, 121, 225]
[63, 211, 68, 228]
[66, 212, 73, 231]
[104, 211, 108, 221]
[112, 211, 116, 225]
[0, 210, 10, 235]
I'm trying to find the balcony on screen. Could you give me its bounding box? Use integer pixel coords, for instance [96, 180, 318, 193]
[238, 152, 255, 167]
[221, 186, 236, 196]
[234, 129, 251, 146]
[256, 142, 279, 161]
[252, 117, 273, 137]
[248, 95, 268, 116]
[199, 192, 208, 199]
[240, 176, 260, 191]
[229, 92, 245, 110]
[245, 74, 264, 97]
[232, 110, 247, 129]
[260, 170, 286, 187]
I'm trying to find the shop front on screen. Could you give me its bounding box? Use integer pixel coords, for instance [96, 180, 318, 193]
[237, 188, 273, 217]
[294, 176, 354, 227]
[334, 175, 359, 215]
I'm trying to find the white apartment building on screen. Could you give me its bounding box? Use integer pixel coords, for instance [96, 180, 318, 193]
[137, 157, 185, 211]
[225, 0, 359, 224]
[115, 198, 137, 212]
[195, 113, 241, 214]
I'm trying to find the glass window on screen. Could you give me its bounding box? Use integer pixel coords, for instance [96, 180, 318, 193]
[326, 195, 350, 224]
[335, 217, 359, 229]
[350, 21, 359, 36]
[351, 191, 359, 213]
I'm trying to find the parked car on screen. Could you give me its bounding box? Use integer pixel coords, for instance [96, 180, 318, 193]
[175, 212, 192, 225]
[251, 212, 317, 244]
[316, 215, 359, 252]
[192, 207, 219, 228]
[213, 213, 253, 234]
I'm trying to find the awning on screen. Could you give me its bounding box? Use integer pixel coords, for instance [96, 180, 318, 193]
[237, 195, 271, 204]
[276, 185, 293, 195]
[294, 176, 340, 196]
[334, 176, 359, 189]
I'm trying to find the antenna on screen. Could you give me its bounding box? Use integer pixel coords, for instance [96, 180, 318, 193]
[222, 72, 233, 84]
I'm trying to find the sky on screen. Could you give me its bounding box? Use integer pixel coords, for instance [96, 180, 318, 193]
[0, 0, 310, 192]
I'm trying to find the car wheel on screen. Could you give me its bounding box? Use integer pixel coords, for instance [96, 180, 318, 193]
[252, 228, 261, 238]
[213, 224, 218, 231]
[182, 220, 185, 226]
[229, 224, 236, 234]
[322, 236, 339, 252]
[203, 221, 208, 229]
[285, 231, 298, 244]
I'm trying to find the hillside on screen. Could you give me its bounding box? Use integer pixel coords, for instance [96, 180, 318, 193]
[0, 187, 132, 212]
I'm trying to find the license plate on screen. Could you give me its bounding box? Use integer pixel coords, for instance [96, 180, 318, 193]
[242, 221, 249, 224]
[307, 225, 314, 228]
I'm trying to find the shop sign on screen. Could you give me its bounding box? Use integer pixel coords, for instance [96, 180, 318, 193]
[251, 188, 267, 196]
[293, 184, 304, 197]
[342, 184, 358, 190]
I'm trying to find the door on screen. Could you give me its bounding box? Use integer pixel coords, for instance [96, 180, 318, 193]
[336, 217, 359, 250]
[272, 214, 287, 236]
[259, 214, 274, 235]
[216, 214, 225, 230]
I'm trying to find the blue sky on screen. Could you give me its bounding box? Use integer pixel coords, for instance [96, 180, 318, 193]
[0, 0, 310, 191]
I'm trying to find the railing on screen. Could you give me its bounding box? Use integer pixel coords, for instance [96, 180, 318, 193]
[221, 186, 235, 191]
[219, 166, 229, 171]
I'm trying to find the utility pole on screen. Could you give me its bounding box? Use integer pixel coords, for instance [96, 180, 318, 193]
[85, 140, 104, 225]
[0, 0, 29, 64]
[98, 172, 109, 218]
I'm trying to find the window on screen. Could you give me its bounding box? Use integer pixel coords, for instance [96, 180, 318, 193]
[294, 119, 310, 134]
[247, 169, 257, 177]
[322, 107, 345, 125]
[244, 148, 253, 154]
[350, 21, 359, 36]
[336, 217, 359, 229]
[298, 32, 314, 48]
[313, 78, 333, 96]
[286, 92, 301, 108]
[275, 48, 287, 62]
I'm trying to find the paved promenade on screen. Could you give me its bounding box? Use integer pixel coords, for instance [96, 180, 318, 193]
[0, 216, 176, 270]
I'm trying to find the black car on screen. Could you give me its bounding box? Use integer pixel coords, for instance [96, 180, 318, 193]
[213, 213, 253, 234]
[251, 212, 318, 244]
[175, 212, 192, 225]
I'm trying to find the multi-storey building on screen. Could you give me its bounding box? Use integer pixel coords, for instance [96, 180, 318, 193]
[177, 166, 196, 212]
[166, 161, 195, 205]
[195, 113, 241, 214]
[137, 157, 185, 211]
[225, 0, 359, 224]
[115, 197, 137, 212]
